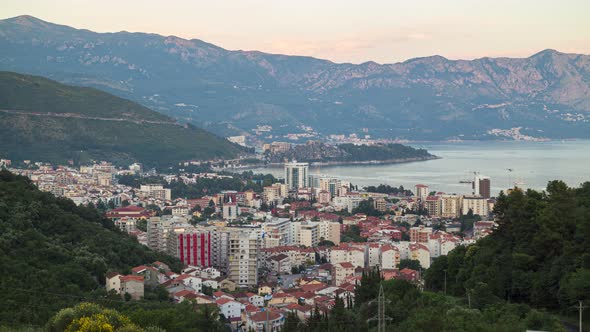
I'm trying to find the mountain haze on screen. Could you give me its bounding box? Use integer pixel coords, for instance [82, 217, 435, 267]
[0, 71, 243, 165]
[1, 15, 589, 139]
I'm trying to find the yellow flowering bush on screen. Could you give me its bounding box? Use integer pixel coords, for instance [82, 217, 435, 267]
[48, 303, 141, 332]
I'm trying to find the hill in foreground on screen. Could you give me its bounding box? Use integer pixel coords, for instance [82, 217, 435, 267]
[0, 170, 183, 326]
[0, 71, 243, 166]
[426, 180, 590, 314]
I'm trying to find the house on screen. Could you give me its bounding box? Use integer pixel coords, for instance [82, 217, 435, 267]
[269, 254, 291, 274]
[216, 298, 242, 320]
[409, 243, 431, 269]
[379, 245, 400, 270]
[106, 272, 145, 300]
[173, 290, 197, 303]
[131, 265, 160, 288]
[202, 278, 219, 290]
[284, 303, 312, 321]
[246, 310, 284, 332]
[152, 261, 170, 271]
[192, 294, 215, 305]
[268, 292, 298, 307]
[258, 283, 274, 296]
[175, 274, 203, 292]
[331, 262, 355, 286]
[247, 292, 265, 307]
[213, 290, 235, 300]
[399, 268, 420, 283]
[217, 277, 237, 292]
[200, 267, 221, 279]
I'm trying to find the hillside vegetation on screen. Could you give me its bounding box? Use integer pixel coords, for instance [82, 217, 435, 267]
[0, 170, 183, 327]
[0, 71, 243, 166]
[264, 141, 434, 163]
[425, 181, 590, 311]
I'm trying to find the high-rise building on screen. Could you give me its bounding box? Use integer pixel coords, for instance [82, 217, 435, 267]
[476, 176, 491, 199]
[462, 195, 489, 216]
[441, 194, 462, 218]
[140, 184, 171, 201]
[172, 231, 213, 268]
[284, 161, 309, 189]
[223, 199, 239, 221]
[410, 225, 433, 243]
[415, 184, 429, 200]
[298, 222, 319, 247]
[228, 230, 259, 288]
[319, 177, 341, 198]
[262, 218, 293, 247]
[424, 196, 442, 217]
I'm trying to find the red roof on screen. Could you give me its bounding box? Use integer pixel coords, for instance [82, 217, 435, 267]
[216, 298, 237, 305]
[112, 205, 145, 212]
[213, 291, 234, 299]
[300, 283, 328, 293]
[245, 304, 260, 313]
[338, 262, 354, 269]
[120, 275, 144, 283]
[174, 290, 194, 297]
[249, 311, 281, 322]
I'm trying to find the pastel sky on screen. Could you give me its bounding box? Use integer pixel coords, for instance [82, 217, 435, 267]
[2, 0, 590, 64]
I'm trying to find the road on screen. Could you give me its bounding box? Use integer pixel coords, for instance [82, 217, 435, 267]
[0, 108, 179, 126]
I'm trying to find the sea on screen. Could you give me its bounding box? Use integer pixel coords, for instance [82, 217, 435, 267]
[239, 140, 590, 197]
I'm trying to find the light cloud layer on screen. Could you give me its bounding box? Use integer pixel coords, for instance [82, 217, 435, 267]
[1, 0, 589, 63]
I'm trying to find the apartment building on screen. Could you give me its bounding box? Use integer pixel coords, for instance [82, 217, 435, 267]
[228, 230, 259, 288]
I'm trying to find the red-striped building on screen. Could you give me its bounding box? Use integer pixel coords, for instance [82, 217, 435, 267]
[174, 231, 213, 268]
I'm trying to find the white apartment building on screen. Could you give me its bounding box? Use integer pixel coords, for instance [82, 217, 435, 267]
[284, 161, 309, 189]
[441, 194, 462, 218]
[263, 218, 293, 247]
[333, 195, 363, 213]
[317, 220, 341, 245]
[140, 184, 171, 201]
[415, 184, 429, 200]
[228, 230, 259, 288]
[329, 246, 365, 268]
[462, 195, 489, 216]
[297, 222, 319, 247]
[379, 245, 400, 270]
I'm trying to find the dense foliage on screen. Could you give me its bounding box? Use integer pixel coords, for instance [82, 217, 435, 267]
[352, 198, 384, 217]
[45, 301, 223, 332]
[264, 141, 434, 164]
[425, 181, 590, 311]
[0, 71, 243, 167]
[296, 268, 564, 332]
[118, 171, 277, 199]
[0, 171, 182, 327]
[338, 143, 433, 162]
[340, 225, 367, 243]
[364, 184, 412, 196]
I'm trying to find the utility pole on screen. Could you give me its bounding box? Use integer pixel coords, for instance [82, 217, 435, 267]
[579, 300, 583, 332]
[443, 269, 447, 295]
[368, 283, 391, 332]
[378, 284, 385, 332]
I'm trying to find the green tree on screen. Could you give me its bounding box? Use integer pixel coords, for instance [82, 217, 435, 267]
[282, 311, 301, 332]
[399, 259, 421, 271]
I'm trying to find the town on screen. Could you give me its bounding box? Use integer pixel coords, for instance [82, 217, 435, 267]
[4, 157, 498, 331]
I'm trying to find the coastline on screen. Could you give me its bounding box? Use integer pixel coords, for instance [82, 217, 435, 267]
[223, 155, 440, 170]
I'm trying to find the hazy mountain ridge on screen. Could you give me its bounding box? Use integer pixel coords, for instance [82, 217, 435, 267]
[1, 15, 589, 139]
[0, 71, 243, 166]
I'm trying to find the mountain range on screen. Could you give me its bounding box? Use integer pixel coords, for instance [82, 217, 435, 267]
[1, 15, 589, 140]
[0, 71, 243, 166]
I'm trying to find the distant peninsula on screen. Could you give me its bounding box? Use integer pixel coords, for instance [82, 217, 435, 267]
[263, 141, 437, 165]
